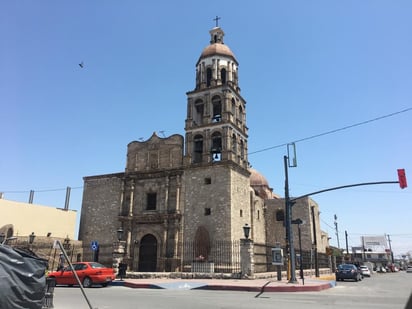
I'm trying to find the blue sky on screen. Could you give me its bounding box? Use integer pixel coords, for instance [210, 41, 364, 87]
[1, 1, 411, 257]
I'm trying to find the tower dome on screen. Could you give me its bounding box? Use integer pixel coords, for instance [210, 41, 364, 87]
[249, 168, 279, 199]
[196, 27, 238, 65]
[250, 168, 269, 187]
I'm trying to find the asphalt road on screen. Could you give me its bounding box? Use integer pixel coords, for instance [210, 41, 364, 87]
[53, 272, 412, 309]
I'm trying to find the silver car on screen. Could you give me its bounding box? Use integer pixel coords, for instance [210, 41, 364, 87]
[359, 265, 371, 277]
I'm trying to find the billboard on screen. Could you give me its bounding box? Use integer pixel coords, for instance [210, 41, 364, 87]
[361, 235, 388, 252]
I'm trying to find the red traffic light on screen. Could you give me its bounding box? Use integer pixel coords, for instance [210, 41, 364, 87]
[397, 169, 407, 189]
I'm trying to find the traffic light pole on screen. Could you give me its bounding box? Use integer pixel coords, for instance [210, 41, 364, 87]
[289, 181, 399, 203]
[284, 155, 297, 283]
[285, 179, 402, 282]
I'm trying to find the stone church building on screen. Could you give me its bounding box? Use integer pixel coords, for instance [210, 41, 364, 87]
[79, 26, 329, 274]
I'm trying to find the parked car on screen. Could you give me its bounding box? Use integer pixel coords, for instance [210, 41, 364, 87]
[376, 265, 387, 273]
[47, 262, 116, 287]
[336, 264, 363, 281]
[359, 265, 371, 277]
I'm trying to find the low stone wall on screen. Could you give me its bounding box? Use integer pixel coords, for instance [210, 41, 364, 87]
[125, 268, 333, 280]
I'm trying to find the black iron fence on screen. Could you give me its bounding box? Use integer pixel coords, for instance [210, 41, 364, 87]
[7, 238, 331, 274]
[180, 240, 241, 273]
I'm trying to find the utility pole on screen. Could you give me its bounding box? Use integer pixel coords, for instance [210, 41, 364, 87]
[311, 205, 319, 277]
[334, 214, 340, 249]
[387, 234, 394, 264]
[345, 230, 349, 256]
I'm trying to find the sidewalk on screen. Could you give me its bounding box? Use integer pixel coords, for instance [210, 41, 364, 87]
[113, 275, 336, 292]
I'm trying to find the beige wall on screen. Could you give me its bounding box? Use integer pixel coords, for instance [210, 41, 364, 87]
[0, 199, 77, 239]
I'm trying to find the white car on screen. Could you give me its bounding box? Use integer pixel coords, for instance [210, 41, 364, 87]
[359, 265, 371, 277]
[407, 266, 412, 273]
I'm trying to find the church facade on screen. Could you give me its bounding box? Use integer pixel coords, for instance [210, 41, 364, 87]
[79, 26, 328, 273]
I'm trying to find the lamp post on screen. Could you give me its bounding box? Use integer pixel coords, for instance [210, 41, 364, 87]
[28, 232, 36, 251]
[240, 223, 254, 278]
[63, 236, 71, 251]
[243, 223, 251, 239]
[117, 227, 124, 241]
[113, 227, 126, 279]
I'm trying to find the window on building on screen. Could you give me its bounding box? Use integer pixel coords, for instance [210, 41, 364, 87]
[240, 209, 243, 217]
[232, 134, 237, 154]
[204, 208, 211, 216]
[212, 96, 222, 122]
[146, 193, 157, 210]
[238, 105, 243, 124]
[204, 177, 211, 184]
[231, 98, 236, 113]
[221, 68, 227, 84]
[240, 140, 244, 159]
[194, 100, 204, 125]
[211, 132, 222, 162]
[206, 68, 212, 87]
[193, 134, 203, 163]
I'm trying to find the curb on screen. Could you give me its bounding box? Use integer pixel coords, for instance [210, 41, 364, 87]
[116, 280, 335, 292]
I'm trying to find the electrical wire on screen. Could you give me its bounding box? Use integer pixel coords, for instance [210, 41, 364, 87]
[2, 107, 411, 195]
[249, 107, 412, 155]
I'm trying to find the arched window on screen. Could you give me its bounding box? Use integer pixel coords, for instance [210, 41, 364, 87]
[211, 131, 222, 162]
[231, 98, 236, 116]
[193, 134, 203, 163]
[212, 96, 221, 122]
[238, 105, 243, 124]
[240, 139, 244, 159]
[206, 68, 212, 87]
[221, 68, 227, 84]
[194, 99, 204, 125]
[232, 134, 237, 154]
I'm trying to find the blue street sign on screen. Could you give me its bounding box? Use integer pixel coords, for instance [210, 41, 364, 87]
[91, 241, 99, 251]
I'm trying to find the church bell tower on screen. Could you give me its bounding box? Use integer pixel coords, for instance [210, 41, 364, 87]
[184, 26, 248, 167]
[183, 25, 251, 247]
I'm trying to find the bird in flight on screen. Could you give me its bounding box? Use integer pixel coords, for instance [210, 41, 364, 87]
[79, 62, 84, 68]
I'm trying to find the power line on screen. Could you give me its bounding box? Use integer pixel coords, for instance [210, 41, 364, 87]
[249, 107, 412, 155]
[2, 108, 411, 196]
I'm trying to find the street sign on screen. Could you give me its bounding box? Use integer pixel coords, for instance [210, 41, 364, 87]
[53, 240, 60, 249]
[91, 241, 99, 251]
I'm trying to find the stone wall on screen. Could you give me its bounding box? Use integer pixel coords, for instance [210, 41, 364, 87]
[79, 173, 124, 265]
[183, 164, 251, 243]
[265, 197, 326, 253]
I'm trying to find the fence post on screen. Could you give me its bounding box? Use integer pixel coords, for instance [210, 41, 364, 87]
[240, 238, 254, 278]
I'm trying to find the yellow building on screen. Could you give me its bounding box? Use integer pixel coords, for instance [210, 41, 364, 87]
[0, 198, 77, 240]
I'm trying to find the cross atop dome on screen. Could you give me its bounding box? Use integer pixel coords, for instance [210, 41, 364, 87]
[213, 15, 221, 27]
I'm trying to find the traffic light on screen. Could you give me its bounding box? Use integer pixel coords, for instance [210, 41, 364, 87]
[397, 169, 407, 189]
